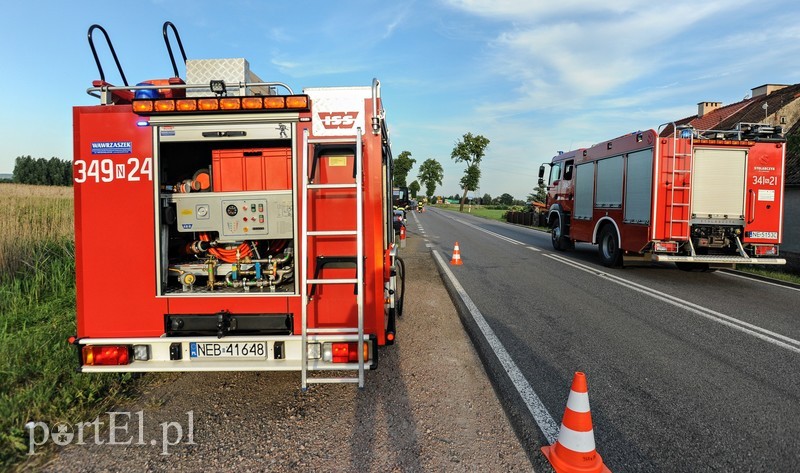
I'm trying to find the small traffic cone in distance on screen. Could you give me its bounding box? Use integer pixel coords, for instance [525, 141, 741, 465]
[541, 372, 611, 473]
[450, 241, 463, 265]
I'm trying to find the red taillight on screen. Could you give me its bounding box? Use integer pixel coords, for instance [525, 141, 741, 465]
[329, 342, 369, 363]
[82, 345, 130, 366]
[754, 245, 778, 256]
[654, 241, 679, 253]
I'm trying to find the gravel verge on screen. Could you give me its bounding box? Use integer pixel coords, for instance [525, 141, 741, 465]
[25, 234, 533, 472]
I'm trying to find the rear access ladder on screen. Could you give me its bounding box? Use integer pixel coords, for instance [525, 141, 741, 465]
[666, 126, 693, 240]
[300, 128, 366, 389]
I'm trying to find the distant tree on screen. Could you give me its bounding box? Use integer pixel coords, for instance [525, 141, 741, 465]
[527, 183, 546, 204]
[481, 193, 492, 205]
[498, 193, 514, 205]
[450, 132, 490, 212]
[13, 155, 72, 186]
[408, 180, 420, 198]
[417, 159, 444, 199]
[393, 151, 416, 187]
[459, 164, 481, 206]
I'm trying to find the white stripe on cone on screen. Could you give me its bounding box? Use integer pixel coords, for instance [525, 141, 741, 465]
[556, 424, 597, 453]
[566, 390, 591, 413]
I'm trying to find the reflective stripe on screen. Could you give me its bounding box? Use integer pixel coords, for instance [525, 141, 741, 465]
[557, 424, 596, 453]
[566, 390, 590, 413]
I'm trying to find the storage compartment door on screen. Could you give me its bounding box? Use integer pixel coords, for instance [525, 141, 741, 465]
[691, 148, 746, 220]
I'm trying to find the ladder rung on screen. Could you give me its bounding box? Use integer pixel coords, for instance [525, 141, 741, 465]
[672, 186, 690, 190]
[307, 278, 358, 285]
[307, 327, 359, 334]
[308, 230, 357, 236]
[670, 219, 690, 223]
[672, 170, 691, 173]
[308, 137, 359, 144]
[670, 203, 689, 206]
[307, 377, 360, 385]
[308, 183, 358, 190]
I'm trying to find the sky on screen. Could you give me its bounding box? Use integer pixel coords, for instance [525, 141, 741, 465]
[2, 0, 799, 200]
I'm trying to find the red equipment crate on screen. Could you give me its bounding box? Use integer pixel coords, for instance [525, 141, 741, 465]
[212, 147, 291, 191]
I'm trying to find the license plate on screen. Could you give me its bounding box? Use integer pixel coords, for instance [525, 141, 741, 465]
[747, 231, 778, 239]
[189, 342, 267, 359]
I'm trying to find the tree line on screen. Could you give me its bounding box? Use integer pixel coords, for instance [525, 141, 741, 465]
[392, 132, 547, 209]
[10, 156, 72, 186]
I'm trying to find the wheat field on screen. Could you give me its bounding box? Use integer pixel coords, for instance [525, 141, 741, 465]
[0, 184, 73, 277]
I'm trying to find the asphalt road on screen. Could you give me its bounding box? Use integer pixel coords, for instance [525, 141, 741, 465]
[412, 206, 800, 472]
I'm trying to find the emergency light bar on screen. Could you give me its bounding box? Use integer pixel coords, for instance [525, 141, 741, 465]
[132, 95, 309, 115]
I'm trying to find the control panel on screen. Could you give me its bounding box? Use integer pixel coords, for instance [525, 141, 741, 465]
[171, 192, 293, 241]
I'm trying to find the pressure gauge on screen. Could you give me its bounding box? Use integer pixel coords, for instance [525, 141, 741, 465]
[226, 204, 238, 216]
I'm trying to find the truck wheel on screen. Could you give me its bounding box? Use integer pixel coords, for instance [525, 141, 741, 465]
[598, 225, 623, 267]
[551, 217, 566, 251]
[395, 257, 406, 317]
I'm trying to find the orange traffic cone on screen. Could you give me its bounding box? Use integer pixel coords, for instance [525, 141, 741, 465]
[450, 242, 463, 265]
[399, 224, 406, 248]
[542, 372, 611, 473]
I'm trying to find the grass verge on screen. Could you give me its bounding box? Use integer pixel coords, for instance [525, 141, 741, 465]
[432, 204, 508, 222]
[733, 265, 800, 284]
[0, 240, 135, 469]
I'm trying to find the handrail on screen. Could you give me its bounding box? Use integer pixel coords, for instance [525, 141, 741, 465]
[87, 24, 128, 86]
[162, 21, 187, 78]
[371, 78, 381, 134]
[86, 81, 295, 98]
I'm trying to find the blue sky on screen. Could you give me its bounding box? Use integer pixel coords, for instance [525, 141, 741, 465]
[2, 0, 799, 200]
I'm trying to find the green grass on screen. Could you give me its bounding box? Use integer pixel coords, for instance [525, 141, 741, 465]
[433, 204, 550, 231]
[433, 204, 508, 222]
[0, 240, 135, 469]
[733, 265, 800, 284]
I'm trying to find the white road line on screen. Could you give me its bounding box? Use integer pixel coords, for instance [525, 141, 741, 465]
[433, 250, 560, 444]
[544, 253, 800, 354]
[526, 246, 541, 252]
[718, 270, 800, 292]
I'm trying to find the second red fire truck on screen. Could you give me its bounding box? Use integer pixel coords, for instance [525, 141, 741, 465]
[539, 123, 786, 269]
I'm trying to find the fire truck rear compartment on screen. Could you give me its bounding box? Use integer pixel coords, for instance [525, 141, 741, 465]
[157, 137, 296, 295]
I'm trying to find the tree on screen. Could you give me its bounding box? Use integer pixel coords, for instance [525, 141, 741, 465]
[12, 155, 72, 186]
[459, 164, 481, 204]
[393, 151, 416, 187]
[481, 193, 492, 205]
[408, 180, 420, 198]
[450, 132, 490, 212]
[498, 193, 514, 206]
[417, 159, 444, 199]
[527, 183, 546, 204]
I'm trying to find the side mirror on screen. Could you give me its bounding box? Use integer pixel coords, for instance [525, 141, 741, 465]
[538, 164, 545, 179]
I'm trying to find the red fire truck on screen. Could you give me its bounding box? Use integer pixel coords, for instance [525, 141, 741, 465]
[71, 23, 404, 388]
[538, 123, 786, 269]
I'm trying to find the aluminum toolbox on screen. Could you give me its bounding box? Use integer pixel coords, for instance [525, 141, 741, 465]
[186, 58, 272, 96]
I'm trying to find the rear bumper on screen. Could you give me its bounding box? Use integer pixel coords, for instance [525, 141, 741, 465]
[651, 254, 786, 265]
[75, 334, 377, 373]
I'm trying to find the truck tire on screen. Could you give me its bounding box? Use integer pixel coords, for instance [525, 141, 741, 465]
[551, 216, 575, 251]
[551, 217, 566, 251]
[598, 225, 623, 267]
